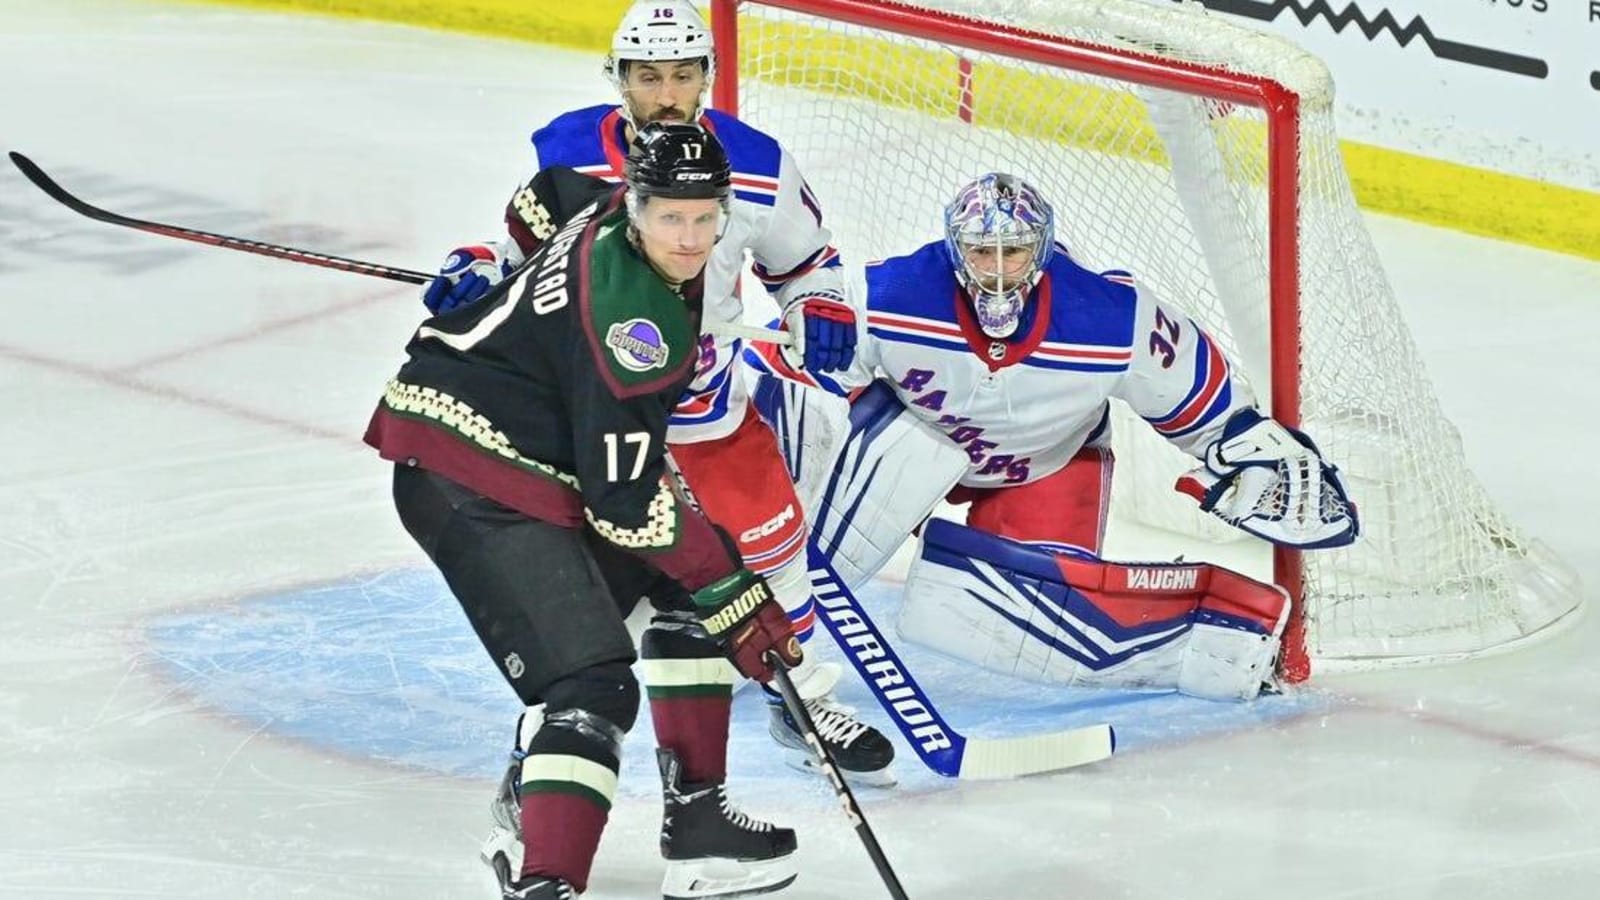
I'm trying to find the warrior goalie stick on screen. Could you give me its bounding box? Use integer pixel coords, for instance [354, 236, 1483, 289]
[766, 656, 910, 900]
[6, 151, 778, 346]
[807, 544, 1116, 779]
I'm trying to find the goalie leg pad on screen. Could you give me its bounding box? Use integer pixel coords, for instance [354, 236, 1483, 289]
[898, 519, 1289, 699]
[808, 380, 970, 588]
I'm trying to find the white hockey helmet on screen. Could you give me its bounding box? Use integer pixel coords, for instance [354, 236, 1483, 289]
[603, 1, 717, 123]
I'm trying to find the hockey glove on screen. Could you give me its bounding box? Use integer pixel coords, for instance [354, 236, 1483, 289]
[422, 242, 514, 314]
[691, 567, 802, 683]
[780, 291, 857, 373]
[1176, 408, 1359, 549]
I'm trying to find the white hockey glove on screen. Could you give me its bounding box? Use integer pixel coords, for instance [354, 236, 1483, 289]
[1176, 409, 1358, 549]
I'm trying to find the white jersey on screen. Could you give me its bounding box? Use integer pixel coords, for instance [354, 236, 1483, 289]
[799, 240, 1256, 488]
[519, 105, 844, 443]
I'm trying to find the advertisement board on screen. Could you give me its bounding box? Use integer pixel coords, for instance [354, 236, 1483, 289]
[1166, 1, 1600, 190]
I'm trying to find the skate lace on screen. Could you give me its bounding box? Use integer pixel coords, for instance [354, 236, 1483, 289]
[805, 696, 870, 748]
[717, 785, 774, 832]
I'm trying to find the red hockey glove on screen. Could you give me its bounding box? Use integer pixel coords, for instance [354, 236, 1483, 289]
[692, 568, 802, 682]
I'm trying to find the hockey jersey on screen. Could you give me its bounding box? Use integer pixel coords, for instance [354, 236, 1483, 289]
[818, 241, 1256, 489]
[507, 104, 844, 443]
[365, 183, 738, 591]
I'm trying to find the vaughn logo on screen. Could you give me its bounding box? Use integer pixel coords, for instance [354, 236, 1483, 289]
[1123, 567, 1200, 591]
[1184, 0, 1547, 79]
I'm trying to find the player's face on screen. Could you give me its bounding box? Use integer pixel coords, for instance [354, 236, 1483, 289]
[635, 196, 723, 284]
[622, 60, 708, 125]
[961, 242, 1038, 294]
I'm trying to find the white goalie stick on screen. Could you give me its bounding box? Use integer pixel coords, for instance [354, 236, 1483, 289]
[806, 544, 1116, 779]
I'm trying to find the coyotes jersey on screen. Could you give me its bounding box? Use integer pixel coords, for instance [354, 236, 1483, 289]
[365, 183, 738, 591]
[506, 104, 844, 443]
[819, 241, 1257, 489]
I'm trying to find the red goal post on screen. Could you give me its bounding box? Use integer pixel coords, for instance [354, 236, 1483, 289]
[707, 0, 1581, 680]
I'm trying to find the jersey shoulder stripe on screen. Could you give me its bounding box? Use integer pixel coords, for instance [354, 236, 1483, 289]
[1040, 254, 1140, 350]
[702, 110, 783, 207]
[864, 241, 958, 319]
[531, 104, 615, 170]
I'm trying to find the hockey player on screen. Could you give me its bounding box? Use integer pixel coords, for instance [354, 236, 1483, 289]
[420, 0, 892, 784]
[752, 173, 1359, 701]
[366, 124, 803, 900]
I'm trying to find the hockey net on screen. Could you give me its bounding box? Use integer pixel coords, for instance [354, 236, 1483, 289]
[710, 0, 1580, 678]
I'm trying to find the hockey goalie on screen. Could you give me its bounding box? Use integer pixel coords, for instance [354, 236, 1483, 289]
[749, 172, 1359, 701]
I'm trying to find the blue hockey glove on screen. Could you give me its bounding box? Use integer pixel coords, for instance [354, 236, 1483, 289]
[422, 243, 513, 314]
[780, 291, 857, 373]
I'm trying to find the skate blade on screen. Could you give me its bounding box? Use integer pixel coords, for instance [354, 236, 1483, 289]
[781, 746, 897, 788]
[662, 853, 798, 900]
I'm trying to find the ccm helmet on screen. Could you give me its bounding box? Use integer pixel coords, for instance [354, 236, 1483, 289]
[625, 122, 732, 203]
[603, 1, 716, 122]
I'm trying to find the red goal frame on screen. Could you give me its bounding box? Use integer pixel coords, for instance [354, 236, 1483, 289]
[709, 0, 1314, 680]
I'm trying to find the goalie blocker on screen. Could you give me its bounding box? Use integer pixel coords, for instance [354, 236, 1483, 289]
[900, 519, 1289, 701]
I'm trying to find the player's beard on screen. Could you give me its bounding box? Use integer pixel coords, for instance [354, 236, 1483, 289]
[648, 106, 687, 123]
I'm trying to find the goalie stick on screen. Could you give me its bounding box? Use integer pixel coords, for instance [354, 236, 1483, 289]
[766, 657, 910, 900]
[6, 151, 789, 347]
[808, 544, 1116, 779]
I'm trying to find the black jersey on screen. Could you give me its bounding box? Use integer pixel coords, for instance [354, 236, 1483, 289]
[365, 172, 737, 591]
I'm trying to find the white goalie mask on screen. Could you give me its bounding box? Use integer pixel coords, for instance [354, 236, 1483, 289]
[943, 173, 1056, 339]
[602, 1, 717, 127]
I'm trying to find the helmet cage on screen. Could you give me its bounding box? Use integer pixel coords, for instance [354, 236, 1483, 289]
[943, 173, 1056, 339]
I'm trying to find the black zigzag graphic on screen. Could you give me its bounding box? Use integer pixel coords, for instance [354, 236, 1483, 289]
[1195, 0, 1547, 79]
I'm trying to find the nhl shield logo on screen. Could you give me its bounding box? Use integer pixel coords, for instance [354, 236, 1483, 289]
[606, 318, 671, 371]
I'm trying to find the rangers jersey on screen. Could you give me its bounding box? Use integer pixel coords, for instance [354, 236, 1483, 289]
[366, 183, 738, 591]
[504, 104, 843, 443]
[815, 240, 1257, 489]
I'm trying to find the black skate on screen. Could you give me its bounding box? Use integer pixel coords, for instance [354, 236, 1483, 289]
[767, 692, 896, 787]
[658, 749, 798, 899]
[500, 875, 575, 900]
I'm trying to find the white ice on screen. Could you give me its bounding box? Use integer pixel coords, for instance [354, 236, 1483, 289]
[3, 2, 1600, 899]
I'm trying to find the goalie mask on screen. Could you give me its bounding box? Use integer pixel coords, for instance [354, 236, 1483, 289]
[603, 1, 716, 128]
[943, 173, 1056, 339]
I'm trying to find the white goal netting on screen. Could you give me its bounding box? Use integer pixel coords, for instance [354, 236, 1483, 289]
[717, 0, 1580, 673]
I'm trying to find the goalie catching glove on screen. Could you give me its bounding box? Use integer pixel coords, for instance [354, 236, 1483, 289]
[692, 567, 803, 682]
[1177, 408, 1359, 549]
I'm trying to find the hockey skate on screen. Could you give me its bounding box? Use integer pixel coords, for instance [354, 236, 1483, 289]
[764, 661, 896, 787]
[481, 708, 540, 893]
[499, 875, 576, 900]
[658, 748, 798, 900]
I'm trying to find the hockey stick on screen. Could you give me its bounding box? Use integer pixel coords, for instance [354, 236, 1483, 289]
[807, 545, 1116, 779]
[8, 151, 435, 284]
[766, 657, 911, 900]
[8, 150, 789, 347]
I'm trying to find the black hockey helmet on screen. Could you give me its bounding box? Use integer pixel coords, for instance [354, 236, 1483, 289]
[625, 122, 731, 203]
